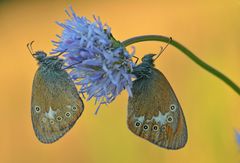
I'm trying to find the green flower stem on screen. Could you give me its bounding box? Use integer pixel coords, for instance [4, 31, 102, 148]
[122, 35, 240, 95]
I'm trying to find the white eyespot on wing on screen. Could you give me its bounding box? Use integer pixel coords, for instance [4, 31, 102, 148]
[45, 107, 57, 120]
[133, 115, 145, 128]
[65, 112, 71, 118]
[50, 120, 55, 124]
[71, 106, 77, 111]
[167, 115, 174, 123]
[153, 111, 170, 125]
[169, 104, 177, 112]
[161, 125, 166, 132]
[134, 121, 142, 127]
[34, 106, 41, 113]
[56, 116, 63, 121]
[143, 124, 149, 131]
[152, 125, 159, 131]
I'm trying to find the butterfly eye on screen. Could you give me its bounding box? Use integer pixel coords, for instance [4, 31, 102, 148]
[167, 116, 173, 123]
[143, 124, 149, 131]
[65, 112, 71, 117]
[72, 106, 77, 111]
[35, 106, 41, 113]
[135, 121, 142, 127]
[152, 125, 159, 131]
[170, 104, 177, 112]
[56, 116, 62, 121]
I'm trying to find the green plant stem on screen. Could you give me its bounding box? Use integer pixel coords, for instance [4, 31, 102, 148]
[122, 35, 240, 95]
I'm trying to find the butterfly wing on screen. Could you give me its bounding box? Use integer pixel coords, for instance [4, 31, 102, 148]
[31, 66, 84, 143]
[127, 68, 187, 149]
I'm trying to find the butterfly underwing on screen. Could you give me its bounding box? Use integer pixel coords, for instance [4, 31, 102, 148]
[28, 42, 84, 143]
[127, 54, 187, 150]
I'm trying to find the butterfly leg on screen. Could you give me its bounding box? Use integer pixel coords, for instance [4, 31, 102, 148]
[132, 56, 139, 64]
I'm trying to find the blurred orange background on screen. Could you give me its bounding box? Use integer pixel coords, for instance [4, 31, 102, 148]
[0, 0, 239, 163]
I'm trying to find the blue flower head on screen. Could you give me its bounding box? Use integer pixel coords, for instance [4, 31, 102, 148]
[52, 7, 135, 112]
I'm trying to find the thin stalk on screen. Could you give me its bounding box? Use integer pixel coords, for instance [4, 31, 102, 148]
[122, 35, 240, 95]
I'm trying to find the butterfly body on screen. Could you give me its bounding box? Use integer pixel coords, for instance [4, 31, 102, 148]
[31, 50, 84, 144]
[128, 54, 187, 149]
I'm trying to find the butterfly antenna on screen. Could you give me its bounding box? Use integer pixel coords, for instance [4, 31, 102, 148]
[153, 37, 172, 61]
[27, 40, 35, 57]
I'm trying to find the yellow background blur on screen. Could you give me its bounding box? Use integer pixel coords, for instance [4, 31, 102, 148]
[0, 0, 239, 163]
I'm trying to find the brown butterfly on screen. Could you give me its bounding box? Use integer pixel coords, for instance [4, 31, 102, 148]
[127, 43, 187, 149]
[28, 41, 84, 143]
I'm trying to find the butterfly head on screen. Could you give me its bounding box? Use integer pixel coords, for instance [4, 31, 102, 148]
[32, 50, 64, 69]
[141, 54, 156, 66]
[131, 54, 156, 79]
[140, 38, 172, 67]
[33, 51, 47, 62]
[27, 41, 65, 69]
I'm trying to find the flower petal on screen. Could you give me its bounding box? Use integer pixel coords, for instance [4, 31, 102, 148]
[52, 7, 135, 111]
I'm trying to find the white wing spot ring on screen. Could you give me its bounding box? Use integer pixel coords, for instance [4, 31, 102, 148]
[65, 112, 71, 117]
[35, 106, 41, 113]
[170, 104, 177, 112]
[143, 124, 149, 131]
